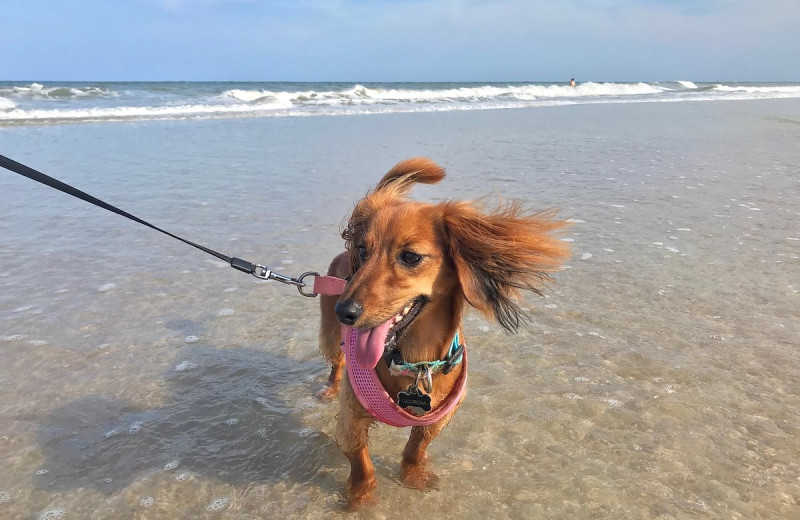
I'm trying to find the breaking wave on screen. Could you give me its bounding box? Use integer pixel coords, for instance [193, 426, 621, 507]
[2, 81, 799, 126]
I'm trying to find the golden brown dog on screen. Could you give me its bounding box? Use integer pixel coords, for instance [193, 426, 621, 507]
[318, 158, 569, 506]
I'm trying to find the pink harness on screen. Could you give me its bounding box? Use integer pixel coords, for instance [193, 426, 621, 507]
[340, 326, 467, 427]
[314, 274, 468, 427]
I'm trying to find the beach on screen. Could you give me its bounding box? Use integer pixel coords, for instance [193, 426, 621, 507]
[1, 94, 799, 519]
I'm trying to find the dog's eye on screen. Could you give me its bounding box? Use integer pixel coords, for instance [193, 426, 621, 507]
[399, 251, 423, 267]
[356, 245, 368, 260]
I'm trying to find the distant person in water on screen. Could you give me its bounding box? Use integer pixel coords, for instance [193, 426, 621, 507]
[570, 78, 576, 87]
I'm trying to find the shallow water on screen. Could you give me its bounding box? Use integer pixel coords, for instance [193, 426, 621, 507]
[1, 99, 799, 519]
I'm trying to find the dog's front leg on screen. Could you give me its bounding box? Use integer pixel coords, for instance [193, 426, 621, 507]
[401, 419, 450, 491]
[317, 292, 344, 401]
[336, 381, 378, 506]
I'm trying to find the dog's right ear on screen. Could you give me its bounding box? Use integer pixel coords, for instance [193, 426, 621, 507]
[374, 157, 445, 196]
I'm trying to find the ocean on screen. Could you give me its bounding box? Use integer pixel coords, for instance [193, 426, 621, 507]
[0, 82, 799, 519]
[2, 80, 800, 125]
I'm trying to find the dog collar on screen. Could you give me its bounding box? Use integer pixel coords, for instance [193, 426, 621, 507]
[385, 333, 464, 392]
[341, 326, 468, 427]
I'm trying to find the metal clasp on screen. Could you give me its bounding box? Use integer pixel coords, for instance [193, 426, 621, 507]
[415, 364, 433, 394]
[251, 266, 320, 298]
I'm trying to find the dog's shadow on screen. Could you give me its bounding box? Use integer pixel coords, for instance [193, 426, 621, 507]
[33, 343, 340, 495]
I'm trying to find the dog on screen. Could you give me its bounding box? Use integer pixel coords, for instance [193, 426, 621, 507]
[318, 157, 569, 506]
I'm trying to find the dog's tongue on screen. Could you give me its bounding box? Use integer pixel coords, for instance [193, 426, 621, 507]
[354, 319, 394, 369]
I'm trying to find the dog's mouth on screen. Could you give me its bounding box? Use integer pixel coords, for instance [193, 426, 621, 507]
[352, 297, 426, 369]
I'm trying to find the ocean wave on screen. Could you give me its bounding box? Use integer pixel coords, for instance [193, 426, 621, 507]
[713, 84, 800, 94]
[0, 100, 295, 124]
[220, 81, 666, 108]
[2, 81, 800, 126]
[0, 97, 16, 111]
[0, 82, 117, 100]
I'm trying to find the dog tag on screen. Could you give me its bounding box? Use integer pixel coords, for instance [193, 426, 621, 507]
[397, 385, 432, 416]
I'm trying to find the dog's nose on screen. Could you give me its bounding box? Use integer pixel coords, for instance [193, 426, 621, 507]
[335, 300, 363, 326]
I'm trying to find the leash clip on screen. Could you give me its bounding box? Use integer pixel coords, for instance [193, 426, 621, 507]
[251, 265, 319, 297]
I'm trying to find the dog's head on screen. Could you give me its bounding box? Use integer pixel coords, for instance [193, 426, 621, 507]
[335, 158, 569, 367]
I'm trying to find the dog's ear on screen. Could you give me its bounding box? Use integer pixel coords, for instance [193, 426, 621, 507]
[342, 158, 446, 273]
[375, 157, 445, 196]
[443, 201, 570, 332]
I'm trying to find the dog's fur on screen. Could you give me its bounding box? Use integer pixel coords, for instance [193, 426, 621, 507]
[318, 158, 569, 506]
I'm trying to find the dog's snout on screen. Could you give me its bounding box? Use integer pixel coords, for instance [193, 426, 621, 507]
[335, 300, 363, 326]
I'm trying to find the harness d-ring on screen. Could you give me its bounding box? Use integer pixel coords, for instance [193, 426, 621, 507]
[297, 271, 320, 297]
[416, 364, 433, 394]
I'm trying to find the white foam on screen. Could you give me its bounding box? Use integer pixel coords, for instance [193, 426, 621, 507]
[175, 361, 197, 372]
[602, 398, 623, 407]
[0, 491, 10, 503]
[3, 334, 25, 342]
[563, 393, 584, 400]
[35, 469, 48, 475]
[677, 80, 698, 89]
[206, 498, 230, 512]
[38, 508, 66, 520]
[184, 335, 199, 343]
[13, 305, 33, 313]
[217, 308, 235, 317]
[164, 459, 180, 470]
[580, 253, 593, 260]
[139, 496, 154, 508]
[97, 283, 116, 292]
[224, 418, 239, 426]
[129, 421, 143, 434]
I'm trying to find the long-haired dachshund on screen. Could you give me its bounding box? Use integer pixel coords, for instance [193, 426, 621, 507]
[318, 158, 569, 506]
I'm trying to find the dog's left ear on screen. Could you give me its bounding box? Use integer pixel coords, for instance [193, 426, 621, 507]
[443, 201, 570, 332]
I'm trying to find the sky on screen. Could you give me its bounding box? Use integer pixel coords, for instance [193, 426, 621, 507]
[2, 0, 799, 82]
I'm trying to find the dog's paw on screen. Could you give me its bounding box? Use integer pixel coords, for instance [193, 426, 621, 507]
[346, 476, 378, 509]
[316, 384, 339, 403]
[401, 462, 440, 492]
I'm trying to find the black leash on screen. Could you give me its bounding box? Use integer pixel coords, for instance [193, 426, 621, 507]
[0, 153, 319, 295]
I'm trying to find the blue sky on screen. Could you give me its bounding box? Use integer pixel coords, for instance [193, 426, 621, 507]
[2, 0, 798, 82]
